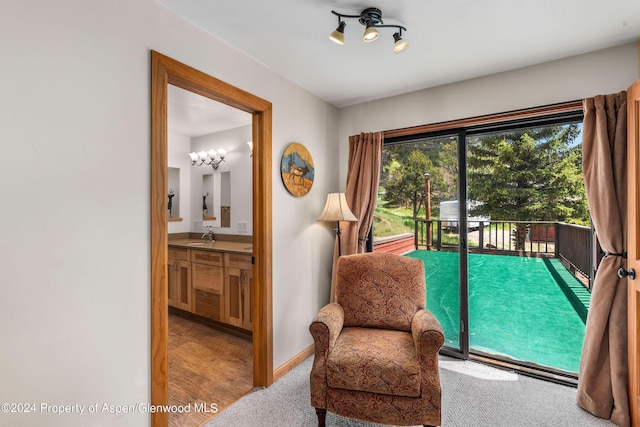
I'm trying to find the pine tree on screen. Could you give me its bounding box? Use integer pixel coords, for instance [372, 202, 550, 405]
[467, 123, 587, 249]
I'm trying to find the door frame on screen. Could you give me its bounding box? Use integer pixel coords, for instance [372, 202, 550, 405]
[150, 51, 273, 426]
[627, 79, 640, 426]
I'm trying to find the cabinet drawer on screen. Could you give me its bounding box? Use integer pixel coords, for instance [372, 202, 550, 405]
[192, 262, 224, 293]
[168, 247, 189, 261]
[191, 250, 224, 266]
[194, 289, 223, 322]
[224, 253, 252, 270]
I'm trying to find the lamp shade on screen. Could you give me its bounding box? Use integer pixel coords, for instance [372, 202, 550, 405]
[317, 193, 357, 222]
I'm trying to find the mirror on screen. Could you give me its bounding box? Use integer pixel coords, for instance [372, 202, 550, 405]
[202, 174, 214, 220]
[201, 172, 231, 226]
[167, 167, 181, 220]
[220, 171, 231, 227]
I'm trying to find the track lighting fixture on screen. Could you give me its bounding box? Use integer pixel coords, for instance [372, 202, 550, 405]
[329, 8, 408, 54]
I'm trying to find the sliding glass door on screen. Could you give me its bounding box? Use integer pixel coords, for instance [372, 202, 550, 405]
[376, 133, 463, 352]
[465, 122, 589, 374]
[377, 108, 591, 378]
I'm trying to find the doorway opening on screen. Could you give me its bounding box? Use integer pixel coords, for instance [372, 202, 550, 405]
[166, 83, 255, 425]
[150, 51, 273, 427]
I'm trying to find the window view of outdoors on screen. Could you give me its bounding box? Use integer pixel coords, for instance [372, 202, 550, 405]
[375, 120, 591, 373]
[377, 135, 461, 351]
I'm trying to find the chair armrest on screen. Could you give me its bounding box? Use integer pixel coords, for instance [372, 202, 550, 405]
[411, 309, 445, 360]
[310, 303, 344, 355]
[412, 310, 445, 427]
[309, 303, 344, 409]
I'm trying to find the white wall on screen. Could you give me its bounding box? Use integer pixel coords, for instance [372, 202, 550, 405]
[190, 125, 253, 235]
[338, 42, 639, 188]
[0, 1, 339, 426]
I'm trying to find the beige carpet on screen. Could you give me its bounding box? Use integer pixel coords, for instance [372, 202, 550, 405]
[204, 356, 615, 427]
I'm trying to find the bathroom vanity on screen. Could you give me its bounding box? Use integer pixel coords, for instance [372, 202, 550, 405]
[168, 235, 253, 332]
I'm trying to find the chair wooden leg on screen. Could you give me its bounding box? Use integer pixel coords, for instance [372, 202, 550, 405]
[315, 408, 326, 427]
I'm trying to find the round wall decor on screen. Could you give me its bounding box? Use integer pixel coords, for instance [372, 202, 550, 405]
[280, 142, 315, 197]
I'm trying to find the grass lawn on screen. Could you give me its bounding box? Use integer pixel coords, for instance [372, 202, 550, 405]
[405, 250, 590, 373]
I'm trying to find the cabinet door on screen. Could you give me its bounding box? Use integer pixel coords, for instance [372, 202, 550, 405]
[168, 258, 191, 311]
[242, 269, 253, 331]
[225, 267, 244, 328]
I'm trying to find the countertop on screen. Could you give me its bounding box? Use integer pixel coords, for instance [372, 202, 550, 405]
[168, 239, 253, 255]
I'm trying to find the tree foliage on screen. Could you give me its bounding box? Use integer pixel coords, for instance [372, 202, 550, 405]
[467, 123, 587, 248]
[382, 148, 445, 218]
[468, 124, 586, 221]
[378, 123, 588, 248]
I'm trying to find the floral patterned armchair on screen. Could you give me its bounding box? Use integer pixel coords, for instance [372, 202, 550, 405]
[309, 252, 445, 427]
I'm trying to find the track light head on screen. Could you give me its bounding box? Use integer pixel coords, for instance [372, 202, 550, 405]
[393, 32, 409, 54]
[363, 22, 379, 42]
[329, 21, 346, 45]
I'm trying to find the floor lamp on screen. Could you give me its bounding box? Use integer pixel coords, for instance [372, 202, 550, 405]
[318, 193, 358, 257]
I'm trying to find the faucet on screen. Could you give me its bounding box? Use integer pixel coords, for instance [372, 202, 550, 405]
[202, 227, 215, 242]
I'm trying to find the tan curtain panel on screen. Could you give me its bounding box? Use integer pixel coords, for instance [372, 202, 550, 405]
[577, 91, 629, 426]
[343, 132, 383, 254]
[329, 132, 383, 302]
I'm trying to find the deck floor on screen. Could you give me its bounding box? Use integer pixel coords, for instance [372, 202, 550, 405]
[405, 250, 590, 373]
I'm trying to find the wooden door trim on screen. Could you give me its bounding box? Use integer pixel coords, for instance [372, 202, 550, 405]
[150, 51, 273, 427]
[628, 79, 640, 427]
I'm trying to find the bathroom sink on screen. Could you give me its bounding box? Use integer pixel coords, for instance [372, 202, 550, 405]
[186, 241, 211, 246]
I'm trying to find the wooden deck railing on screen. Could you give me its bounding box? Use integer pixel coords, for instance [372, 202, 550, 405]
[556, 223, 595, 290]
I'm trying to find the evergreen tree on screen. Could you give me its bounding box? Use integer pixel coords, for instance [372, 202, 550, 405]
[467, 123, 587, 249]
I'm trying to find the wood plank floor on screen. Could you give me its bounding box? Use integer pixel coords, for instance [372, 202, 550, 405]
[168, 313, 253, 427]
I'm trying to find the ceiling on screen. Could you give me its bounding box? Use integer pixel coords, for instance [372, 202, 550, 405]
[158, 0, 640, 110]
[168, 84, 251, 137]
[163, 0, 640, 137]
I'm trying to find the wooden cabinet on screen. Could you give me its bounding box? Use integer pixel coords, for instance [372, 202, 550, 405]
[167, 244, 252, 331]
[168, 247, 191, 311]
[191, 250, 225, 322]
[225, 253, 253, 331]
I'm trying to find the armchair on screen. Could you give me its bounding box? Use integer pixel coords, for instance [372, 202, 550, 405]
[310, 252, 444, 427]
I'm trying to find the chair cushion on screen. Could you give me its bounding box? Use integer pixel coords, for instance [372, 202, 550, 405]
[326, 327, 421, 398]
[336, 253, 425, 331]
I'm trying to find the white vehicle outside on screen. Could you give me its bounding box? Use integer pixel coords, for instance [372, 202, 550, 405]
[439, 200, 490, 232]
